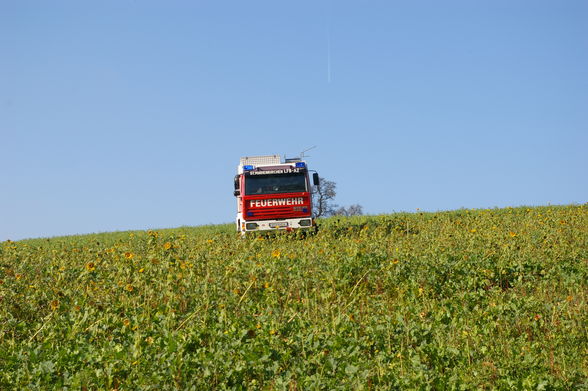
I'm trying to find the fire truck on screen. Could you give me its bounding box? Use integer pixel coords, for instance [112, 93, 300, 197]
[234, 155, 320, 234]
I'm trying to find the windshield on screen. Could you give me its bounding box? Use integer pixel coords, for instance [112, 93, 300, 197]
[245, 173, 307, 195]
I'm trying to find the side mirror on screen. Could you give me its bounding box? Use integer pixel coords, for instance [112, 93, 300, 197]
[234, 176, 240, 196]
[313, 173, 320, 186]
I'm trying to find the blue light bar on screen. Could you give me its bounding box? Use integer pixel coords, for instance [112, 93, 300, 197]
[247, 211, 254, 217]
[243, 165, 254, 171]
[295, 162, 306, 168]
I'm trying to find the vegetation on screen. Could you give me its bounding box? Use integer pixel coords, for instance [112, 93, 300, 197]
[1, 205, 587, 389]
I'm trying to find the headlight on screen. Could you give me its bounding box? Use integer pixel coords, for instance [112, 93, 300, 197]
[245, 223, 258, 230]
[299, 219, 312, 227]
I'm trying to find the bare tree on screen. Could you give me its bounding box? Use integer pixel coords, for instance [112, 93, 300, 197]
[312, 177, 337, 218]
[333, 204, 364, 217]
[312, 177, 363, 218]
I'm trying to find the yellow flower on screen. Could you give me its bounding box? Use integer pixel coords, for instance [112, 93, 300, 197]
[125, 252, 134, 260]
[123, 318, 131, 327]
[163, 242, 172, 250]
[272, 249, 281, 258]
[470, 229, 477, 233]
[125, 284, 134, 292]
[86, 262, 96, 272]
[391, 259, 399, 265]
[145, 336, 154, 344]
[49, 300, 59, 310]
[138, 268, 144, 273]
[509, 232, 517, 237]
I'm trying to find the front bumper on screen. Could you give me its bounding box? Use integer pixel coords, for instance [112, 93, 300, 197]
[241, 217, 313, 232]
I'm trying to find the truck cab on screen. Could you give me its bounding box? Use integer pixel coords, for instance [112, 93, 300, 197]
[234, 155, 319, 234]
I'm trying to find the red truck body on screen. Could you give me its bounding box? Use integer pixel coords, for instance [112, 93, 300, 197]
[234, 155, 318, 234]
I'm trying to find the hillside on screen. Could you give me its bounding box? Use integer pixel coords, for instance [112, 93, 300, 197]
[1, 205, 587, 389]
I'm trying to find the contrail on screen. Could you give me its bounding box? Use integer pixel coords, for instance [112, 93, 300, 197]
[327, 26, 331, 83]
[326, 0, 331, 83]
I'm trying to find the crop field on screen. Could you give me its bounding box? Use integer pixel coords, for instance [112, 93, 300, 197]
[1, 205, 587, 389]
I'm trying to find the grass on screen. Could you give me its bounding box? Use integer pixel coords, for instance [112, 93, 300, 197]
[1, 205, 587, 389]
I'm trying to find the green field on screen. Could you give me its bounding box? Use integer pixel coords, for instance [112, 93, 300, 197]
[1, 205, 587, 389]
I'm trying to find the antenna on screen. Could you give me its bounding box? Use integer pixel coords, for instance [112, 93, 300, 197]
[300, 146, 317, 159]
[284, 146, 317, 163]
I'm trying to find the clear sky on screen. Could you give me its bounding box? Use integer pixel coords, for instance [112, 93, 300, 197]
[1, 1, 587, 241]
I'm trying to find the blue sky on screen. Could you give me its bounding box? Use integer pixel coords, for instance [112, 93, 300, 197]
[1, 1, 586, 241]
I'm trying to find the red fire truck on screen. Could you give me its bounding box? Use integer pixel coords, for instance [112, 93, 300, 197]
[234, 155, 320, 234]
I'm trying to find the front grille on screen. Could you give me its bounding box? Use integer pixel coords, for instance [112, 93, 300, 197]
[251, 207, 301, 219]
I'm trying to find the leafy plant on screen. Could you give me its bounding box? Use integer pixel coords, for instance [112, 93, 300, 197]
[1, 205, 587, 389]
